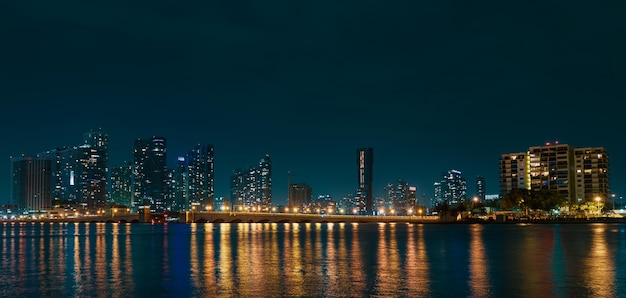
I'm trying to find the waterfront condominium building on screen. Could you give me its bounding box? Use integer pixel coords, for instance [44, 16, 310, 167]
[133, 136, 167, 212]
[499, 152, 530, 195]
[356, 147, 373, 215]
[500, 142, 610, 204]
[230, 154, 272, 212]
[573, 147, 610, 203]
[11, 155, 52, 212]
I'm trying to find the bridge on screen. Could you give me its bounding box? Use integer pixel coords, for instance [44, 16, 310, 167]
[182, 211, 439, 224]
[6, 211, 439, 224]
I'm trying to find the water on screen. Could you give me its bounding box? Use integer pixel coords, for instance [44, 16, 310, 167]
[1, 222, 626, 297]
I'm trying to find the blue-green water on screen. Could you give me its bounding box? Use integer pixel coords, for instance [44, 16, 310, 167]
[1, 222, 625, 297]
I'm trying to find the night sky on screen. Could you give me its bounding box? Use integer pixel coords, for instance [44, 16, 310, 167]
[1, 1, 625, 206]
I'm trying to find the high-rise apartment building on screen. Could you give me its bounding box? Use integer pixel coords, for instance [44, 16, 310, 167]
[133, 136, 167, 212]
[500, 152, 530, 195]
[230, 154, 272, 211]
[357, 147, 373, 215]
[528, 143, 574, 200]
[500, 143, 610, 204]
[573, 147, 610, 203]
[11, 155, 52, 212]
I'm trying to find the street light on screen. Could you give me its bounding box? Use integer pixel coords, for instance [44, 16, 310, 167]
[595, 197, 601, 217]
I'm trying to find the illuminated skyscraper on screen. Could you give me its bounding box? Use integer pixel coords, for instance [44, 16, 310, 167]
[166, 157, 188, 212]
[11, 155, 52, 212]
[384, 179, 414, 215]
[39, 144, 107, 212]
[230, 154, 272, 211]
[133, 136, 167, 212]
[110, 162, 132, 208]
[434, 170, 467, 207]
[357, 147, 373, 215]
[259, 154, 272, 209]
[186, 144, 215, 210]
[476, 176, 486, 203]
[84, 128, 109, 201]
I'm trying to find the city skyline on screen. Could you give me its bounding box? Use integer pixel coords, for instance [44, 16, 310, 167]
[1, 1, 625, 205]
[4, 130, 620, 208]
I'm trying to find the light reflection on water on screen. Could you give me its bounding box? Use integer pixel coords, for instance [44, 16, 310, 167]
[1, 222, 625, 297]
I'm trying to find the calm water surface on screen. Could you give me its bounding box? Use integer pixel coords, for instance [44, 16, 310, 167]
[1, 222, 625, 297]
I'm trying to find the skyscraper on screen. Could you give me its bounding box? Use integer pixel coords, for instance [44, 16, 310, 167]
[230, 168, 246, 210]
[76, 145, 108, 211]
[476, 176, 486, 203]
[357, 147, 373, 215]
[230, 154, 272, 211]
[110, 162, 133, 208]
[434, 169, 467, 207]
[11, 155, 52, 212]
[186, 144, 215, 210]
[133, 136, 167, 212]
[289, 183, 312, 210]
[167, 157, 188, 212]
[39, 144, 107, 212]
[383, 179, 416, 215]
[259, 154, 272, 209]
[84, 128, 109, 202]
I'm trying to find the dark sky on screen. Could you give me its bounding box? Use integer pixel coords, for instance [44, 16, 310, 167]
[1, 1, 625, 206]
